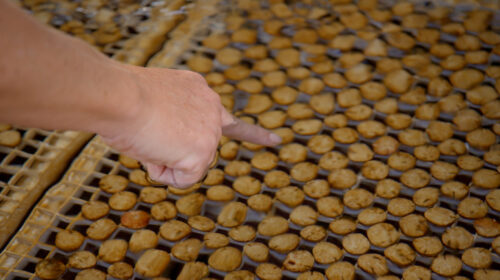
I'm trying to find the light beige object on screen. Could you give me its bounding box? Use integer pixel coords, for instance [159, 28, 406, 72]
[325, 261, 356, 280]
[55, 230, 85, 251]
[283, 250, 314, 272]
[75, 269, 106, 280]
[68, 251, 97, 269]
[98, 239, 128, 263]
[129, 229, 158, 253]
[108, 262, 134, 280]
[208, 246, 242, 272]
[36, 259, 66, 279]
[135, 249, 170, 277]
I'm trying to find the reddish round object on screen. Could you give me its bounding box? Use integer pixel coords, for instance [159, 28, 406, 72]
[121, 210, 150, 229]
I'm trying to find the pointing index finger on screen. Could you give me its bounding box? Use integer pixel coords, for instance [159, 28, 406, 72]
[220, 108, 281, 146]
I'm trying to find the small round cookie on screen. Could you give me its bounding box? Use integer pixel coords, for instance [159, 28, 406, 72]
[68, 251, 97, 269]
[224, 65, 251, 81]
[204, 232, 229, 249]
[345, 64, 373, 84]
[243, 95, 272, 115]
[204, 169, 225, 186]
[337, 88, 362, 108]
[319, 151, 349, 170]
[292, 119, 323, 135]
[486, 189, 500, 211]
[358, 254, 388, 276]
[99, 174, 128, 194]
[484, 150, 500, 166]
[342, 233, 370, 255]
[264, 170, 290, 189]
[256, 263, 282, 280]
[310, 93, 335, 115]
[248, 194, 273, 212]
[450, 68, 484, 90]
[372, 136, 399, 155]
[202, 33, 229, 49]
[262, 71, 287, 88]
[472, 169, 500, 189]
[98, 239, 128, 263]
[329, 217, 357, 235]
[217, 202, 247, 228]
[424, 207, 457, 227]
[290, 162, 318, 182]
[323, 73, 347, 89]
[253, 58, 279, 72]
[279, 143, 308, 164]
[343, 188, 373, 211]
[401, 169, 431, 189]
[329, 34, 356, 51]
[317, 196, 343, 218]
[467, 129, 497, 150]
[216, 47, 242, 66]
[135, 249, 170, 277]
[205, 72, 225, 86]
[129, 229, 158, 253]
[289, 205, 318, 226]
[272, 86, 299, 105]
[388, 198, 415, 217]
[430, 161, 459, 181]
[303, 180, 330, 199]
[0, 130, 21, 147]
[188, 215, 215, 232]
[276, 48, 301, 68]
[367, 223, 400, 248]
[332, 127, 359, 144]
[231, 28, 257, 44]
[313, 241, 342, 265]
[474, 217, 500, 237]
[276, 186, 305, 208]
[375, 179, 401, 199]
[243, 242, 268, 262]
[453, 109, 481, 132]
[268, 233, 300, 254]
[108, 262, 134, 280]
[288, 67, 310, 80]
[283, 250, 314, 272]
[172, 238, 203, 262]
[358, 120, 386, 138]
[431, 255, 462, 277]
[300, 225, 327, 242]
[82, 201, 109, 220]
[159, 220, 191, 241]
[109, 191, 137, 211]
[244, 44, 267, 59]
[384, 69, 412, 94]
[308, 135, 335, 154]
[462, 247, 491, 269]
[36, 259, 66, 280]
[258, 110, 287, 129]
[402, 266, 431, 280]
[360, 81, 387, 101]
[413, 187, 439, 208]
[121, 210, 150, 229]
[86, 218, 117, 240]
[224, 160, 252, 177]
[220, 141, 239, 160]
[237, 78, 264, 94]
[328, 168, 357, 190]
[325, 261, 355, 280]
[75, 269, 106, 280]
[458, 197, 488, 219]
[385, 113, 412, 130]
[348, 143, 374, 162]
[55, 230, 84, 251]
[151, 201, 177, 221]
[232, 176, 261, 197]
[176, 193, 205, 216]
[258, 216, 289, 236]
[358, 207, 387, 226]
[399, 214, 428, 237]
[119, 155, 140, 169]
[398, 129, 427, 147]
[129, 169, 150, 186]
[457, 155, 484, 171]
[415, 103, 440, 121]
[207, 185, 234, 201]
[413, 236, 443, 257]
[297, 271, 324, 280]
[388, 152, 416, 171]
[414, 145, 440, 162]
[362, 160, 389, 180]
[251, 152, 278, 171]
[187, 54, 212, 73]
[384, 243, 416, 266]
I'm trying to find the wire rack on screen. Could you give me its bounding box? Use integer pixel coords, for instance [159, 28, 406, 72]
[2, 0, 500, 279]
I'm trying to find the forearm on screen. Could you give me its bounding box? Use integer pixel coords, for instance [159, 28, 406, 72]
[0, 0, 141, 135]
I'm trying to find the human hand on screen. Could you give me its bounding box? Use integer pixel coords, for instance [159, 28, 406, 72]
[101, 67, 281, 188]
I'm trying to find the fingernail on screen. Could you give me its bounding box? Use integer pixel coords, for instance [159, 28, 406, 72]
[269, 133, 282, 145]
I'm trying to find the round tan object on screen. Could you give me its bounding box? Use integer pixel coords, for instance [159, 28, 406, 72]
[217, 202, 247, 228]
[36, 259, 66, 280]
[384, 243, 416, 266]
[319, 151, 349, 170]
[413, 187, 439, 207]
[256, 263, 282, 280]
[98, 239, 127, 263]
[358, 207, 386, 226]
[243, 242, 269, 262]
[188, 215, 215, 232]
[55, 230, 84, 251]
[462, 247, 491, 269]
[172, 238, 202, 262]
[399, 214, 428, 237]
[81, 201, 109, 220]
[467, 129, 497, 150]
[99, 175, 128, 194]
[135, 249, 170, 277]
[129, 229, 158, 253]
[290, 162, 318, 182]
[75, 269, 106, 280]
[0, 130, 21, 147]
[268, 233, 300, 254]
[376, 179, 401, 199]
[361, 160, 389, 180]
[290, 205, 318, 226]
[316, 196, 344, 218]
[243, 95, 272, 115]
[373, 136, 399, 155]
[388, 198, 415, 217]
[108, 262, 134, 280]
[431, 255, 462, 277]
[229, 225, 256, 242]
[109, 191, 137, 211]
[303, 179, 330, 199]
[121, 210, 150, 229]
[258, 216, 288, 236]
[442, 226, 474, 250]
[357, 254, 388, 276]
[343, 188, 374, 210]
[473, 169, 500, 189]
[160, 220, 190, 241]
[325, 261, 355, 280]
[86, 218, 117, 240]
[208, 247, 242, 272]
[139, 187, 167, 204]
[329, 217, 357, 235]
[283, 250, 314, 272]
[342, 233, 370, 255]
[384, 69, 412, 93]
[151, 201, 177, 221]
[474, 217, 500, 237]
[413, 236, 443, 257]
[401, 169, 431, 189]
[276, 186, 305, 207]
[486, 189, 500, 211]
[367, 223, 399, 247]
[248, 194, 273, 212]
[457, 155, 484, 171]
[328, 168, 357, 190]
[402, 266, 431, 280]
[300, 225, 326, 242]
[458, 197, 488, 219]
[425, 207, 457, 227]
[68, 251, 96, 269]
[187, 54, 212, 73]
[348, 143, 374, 162]
[388, 152, 416, 171]
[206, 185, 234, 201]
[204, 232, 229, 249]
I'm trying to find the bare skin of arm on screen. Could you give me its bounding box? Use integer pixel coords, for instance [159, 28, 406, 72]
[0, 0, 281, 188]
